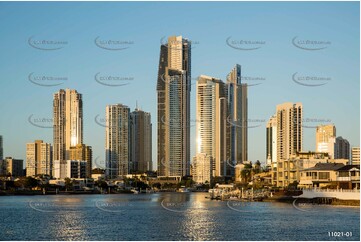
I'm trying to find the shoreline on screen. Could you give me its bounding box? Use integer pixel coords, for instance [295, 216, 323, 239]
[263, 196, 360, 207]
[1, 190, 360, 207]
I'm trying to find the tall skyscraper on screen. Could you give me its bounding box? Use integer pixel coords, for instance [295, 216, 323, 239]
[276, 102, 303, 160]
[351, 147, 360, 165]
[266, 115, 277, 166]
[130, 107, 152, 173]
[226, 64, 248, 165]
[195, 75, 227, 179]
[316, 124, 336, 158]
[69, 144, 92, 178]
[105, 104, 130, 179]
[157, 36, 191, 177]
[335, 136, 350, 160]
[53, 89, 83, 177]
[270, 102, 303, 186]
[0, 135, 3, 160]
[26, 140, 52, 177]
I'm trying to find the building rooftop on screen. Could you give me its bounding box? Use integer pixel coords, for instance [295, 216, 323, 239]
[303, 163, 345, 171]
[336, 165, 360, 172]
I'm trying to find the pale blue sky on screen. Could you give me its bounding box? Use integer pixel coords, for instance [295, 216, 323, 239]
[0, 1, 359, 168]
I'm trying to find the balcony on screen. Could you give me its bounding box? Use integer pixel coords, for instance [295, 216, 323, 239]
[337, 176, 360, 182]
[337, 177, 351, 181]
[303, 176, 318, 180]
[351, 176, 360, 181]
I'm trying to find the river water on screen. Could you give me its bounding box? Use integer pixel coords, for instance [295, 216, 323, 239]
[0, 193, 359, 241]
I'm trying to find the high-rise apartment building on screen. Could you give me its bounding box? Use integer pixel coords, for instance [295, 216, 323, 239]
[270, 102, 303, 184]
[266, 115, 277, 166]
[276, 102, 303, 161]
[157, 36, 191, 177]
[193, 75, 227, 182]
[0, 135, 3, 160]
[105, 104, 130, 179]
[226, 64, 248, 166]
[130, 107, 152, 173]
[351, 147, 360, 165]
[316, 124, 336, 158]
[195, 75, 227, 179]
[53, 89, 83, 177]
[69, 144, 92, 178]
[335, 136, 350, 160]
[0, 157, 23, 177]
[26, 140, 52, 177]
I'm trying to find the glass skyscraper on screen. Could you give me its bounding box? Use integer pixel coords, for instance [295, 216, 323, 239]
[157, 36, 191, 177]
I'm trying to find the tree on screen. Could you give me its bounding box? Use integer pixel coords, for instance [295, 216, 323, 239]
[253, 160, 262, 174]
[241, 164, 253, 183]
[152, 182, 161, 189]
[134, 180, 149, 190]
[64, 177, 72, 191]
[25, 177, 38, 188]
[95, 180, 108, 189]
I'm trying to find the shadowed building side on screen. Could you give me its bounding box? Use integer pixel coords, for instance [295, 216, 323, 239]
[226, 64, 248, 176]
[157, 36, 191, 177]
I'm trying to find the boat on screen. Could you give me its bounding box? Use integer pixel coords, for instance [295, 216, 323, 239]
[130, 188, 139, 194]
[177, 187, 190, 193]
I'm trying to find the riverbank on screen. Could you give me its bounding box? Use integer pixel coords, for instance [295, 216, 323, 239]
[0, 190, 100, 195]
[1, 190, 360, 207]
[264, 196, 360, 206]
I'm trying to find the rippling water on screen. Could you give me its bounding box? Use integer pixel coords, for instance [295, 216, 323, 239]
[0, 193, 359, 241]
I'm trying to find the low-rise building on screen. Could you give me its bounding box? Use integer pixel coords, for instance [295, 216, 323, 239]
[49, 179, 65, 186]
[274, 152, 330, 187]
[274, 151, 348, 187]
[72, 178, 94, 190]
[299, 163, 345, 188]
[53, 160, 87, 179]
[148, 176, 182, 186]
[91, 168, 106, 181]
[336, 165, 360, 189]
[191, 153, 212, 184]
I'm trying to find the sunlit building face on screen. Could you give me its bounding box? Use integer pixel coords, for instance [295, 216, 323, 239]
[53, 89, 83, 172]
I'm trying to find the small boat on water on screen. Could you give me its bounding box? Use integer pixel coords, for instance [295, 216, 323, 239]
[130, 189, 139, 194]
[177, 187, 191, 193]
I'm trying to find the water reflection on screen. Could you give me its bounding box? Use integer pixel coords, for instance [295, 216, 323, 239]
[0, 193, 358, 240]
[49, 212, 89, 240]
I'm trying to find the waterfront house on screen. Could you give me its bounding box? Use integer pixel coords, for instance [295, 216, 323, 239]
[336, 165, 360, 189]
[274, 151, 349, 187]
[299, 162, 345, 188]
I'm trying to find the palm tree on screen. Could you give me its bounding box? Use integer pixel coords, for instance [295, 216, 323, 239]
[240, 164, 253, 183]
[64, 177, 72, 191]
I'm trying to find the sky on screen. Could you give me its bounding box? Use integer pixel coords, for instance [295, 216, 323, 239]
[0, 1, 359, 169]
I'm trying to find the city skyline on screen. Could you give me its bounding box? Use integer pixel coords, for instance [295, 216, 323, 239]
[0, 1, 359, 170]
